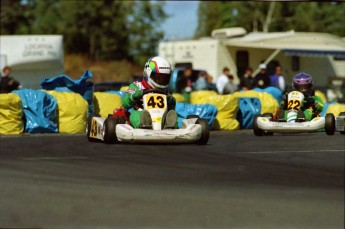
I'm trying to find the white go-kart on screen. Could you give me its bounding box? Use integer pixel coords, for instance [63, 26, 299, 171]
[87, 89, 209, 144]
[253, 91, 338, 136]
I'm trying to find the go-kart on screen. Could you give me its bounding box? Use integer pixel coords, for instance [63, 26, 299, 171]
[253, 91, 336, 136]
[86, 89, 209, 144]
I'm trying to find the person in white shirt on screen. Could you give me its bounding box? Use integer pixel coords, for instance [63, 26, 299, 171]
[216, 67, 231, 94]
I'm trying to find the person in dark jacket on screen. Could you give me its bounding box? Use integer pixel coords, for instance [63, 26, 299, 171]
[0, 66, 20, 93]
[253, 63, 270, 89]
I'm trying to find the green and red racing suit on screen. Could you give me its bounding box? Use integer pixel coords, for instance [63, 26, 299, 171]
[122, 77, 176, 128]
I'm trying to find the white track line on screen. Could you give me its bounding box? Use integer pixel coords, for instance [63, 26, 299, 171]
[239, 149, 344, 154]
[21, 156, 88, 161]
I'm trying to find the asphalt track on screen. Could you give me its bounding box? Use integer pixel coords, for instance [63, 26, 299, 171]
[0, 130, 344, 229]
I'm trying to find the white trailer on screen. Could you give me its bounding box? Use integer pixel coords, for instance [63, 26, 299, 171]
[158, 28, 345, 91]
[0, 35, 64, 89]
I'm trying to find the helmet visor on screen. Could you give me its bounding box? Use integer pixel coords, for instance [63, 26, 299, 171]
[294, 83, 311, 92]
[151, 72, 172, 86]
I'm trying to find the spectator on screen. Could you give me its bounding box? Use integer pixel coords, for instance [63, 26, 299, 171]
[205, 73, 217, 92]
[269, 65, 286, 92]
[254, 63, 270, 89]
[0, 66, 20, 94]
[176, 66, 193, 93]
[194, 71, 208, 91]
[216, 67, 231, 94]
[239, 67, 255, 90]
[223, 74, 238, 94]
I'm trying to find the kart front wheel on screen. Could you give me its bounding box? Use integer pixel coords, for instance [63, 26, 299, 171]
[325, 113, 335, 135]
[262, 113, 273, 135]
[103, 117, 118, 144]
[253, 115, 264, 136]
[196, 118, 209, 145]
[339, 112, 345, 135]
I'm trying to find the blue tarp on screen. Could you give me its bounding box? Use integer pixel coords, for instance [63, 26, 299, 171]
[40, 70, 94, 117]
[237, 97, 261, 129]
[175, 102, 218, 129]
[13, 89, 58, 133]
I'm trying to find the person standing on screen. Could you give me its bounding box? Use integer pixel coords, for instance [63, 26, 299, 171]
[269, 65, 285, 92]
[239, 67, 255, 90]
[0, 66, 20, 94]
[254, 63, 270, 89]
[216, 67, 231, 94]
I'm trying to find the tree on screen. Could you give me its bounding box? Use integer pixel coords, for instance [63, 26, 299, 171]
[195, 1, 345, 37]
[1, 0, 168, 64]
[127, 1, 168, 64]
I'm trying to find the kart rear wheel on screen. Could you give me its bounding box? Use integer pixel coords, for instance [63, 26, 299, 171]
[103, 117, 118, 144]
[196, 118, 209, 145]
[253, 115, 264, 136]
[325, 113, 335, 135]
[86, 115, 99, 142]
[339, 112, 345, 135]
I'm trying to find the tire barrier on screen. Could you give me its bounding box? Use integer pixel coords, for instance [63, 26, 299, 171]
[46, 91, 88, 134]
[0, 93, 24, 134]
[190, 91, 239, 130]
[93, 92, 123, 118]
[41, 70, 94, 117]
[13, 89, 58, 133]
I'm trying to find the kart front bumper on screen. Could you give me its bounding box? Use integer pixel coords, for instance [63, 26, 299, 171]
[257, 117, 325, 133]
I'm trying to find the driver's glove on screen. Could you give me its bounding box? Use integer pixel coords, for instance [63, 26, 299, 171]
[167, 94, 176, 109]
[131, 89, 143, 102]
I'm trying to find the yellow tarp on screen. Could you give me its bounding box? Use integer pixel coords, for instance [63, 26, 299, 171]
[315, 90, 327, 103]
[120, 86, 129, 92]
[172, 93, 185, 103]
[47, 91, 88, 133]
[93, 92, 123, 118]
[326, 103, 345, 117]
[233, 91, 279, 114]
[0, 93, 23, 134]
[190, 90, 239, 130]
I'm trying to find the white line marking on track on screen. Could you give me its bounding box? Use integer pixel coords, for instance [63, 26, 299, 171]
[21, 156, 88, 161]
[240, 149, 344, 154]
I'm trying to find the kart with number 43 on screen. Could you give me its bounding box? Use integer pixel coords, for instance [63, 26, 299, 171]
[86, 89, 209, 144]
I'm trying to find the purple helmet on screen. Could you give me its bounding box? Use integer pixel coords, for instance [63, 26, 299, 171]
[292, 73, 314, 96]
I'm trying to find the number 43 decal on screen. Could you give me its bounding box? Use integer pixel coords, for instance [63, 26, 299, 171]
[146, 95, 166, 109]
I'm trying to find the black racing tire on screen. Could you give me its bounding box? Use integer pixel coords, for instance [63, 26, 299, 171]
[196, 118, 209, 145]
[253, 115, 264, 136]
[86, 115, 99, 142]
[339, 112, 345, 135]
[325, 113, 335, 136]
[103, 117, 118, 144]
[187, 115, 199, 119]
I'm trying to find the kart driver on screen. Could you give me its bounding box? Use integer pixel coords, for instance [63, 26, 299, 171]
[122, 56, 178, 129]
[278, 72, 324, 121]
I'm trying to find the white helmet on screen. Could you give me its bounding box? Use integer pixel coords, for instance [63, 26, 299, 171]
[143, 56, 172, 89]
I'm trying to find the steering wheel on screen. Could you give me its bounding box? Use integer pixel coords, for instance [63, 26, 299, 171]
[143, 88, 168, 95]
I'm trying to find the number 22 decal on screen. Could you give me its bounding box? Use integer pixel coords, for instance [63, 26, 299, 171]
[288, 100, 301, 110]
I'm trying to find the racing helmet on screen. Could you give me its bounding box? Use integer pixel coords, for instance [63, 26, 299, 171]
[292, 72, 314, 97]
[143, 56, 172, 89]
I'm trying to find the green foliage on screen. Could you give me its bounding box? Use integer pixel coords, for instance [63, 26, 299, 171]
[196, 1, 345, 37]
[0, 0, 167, 64]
